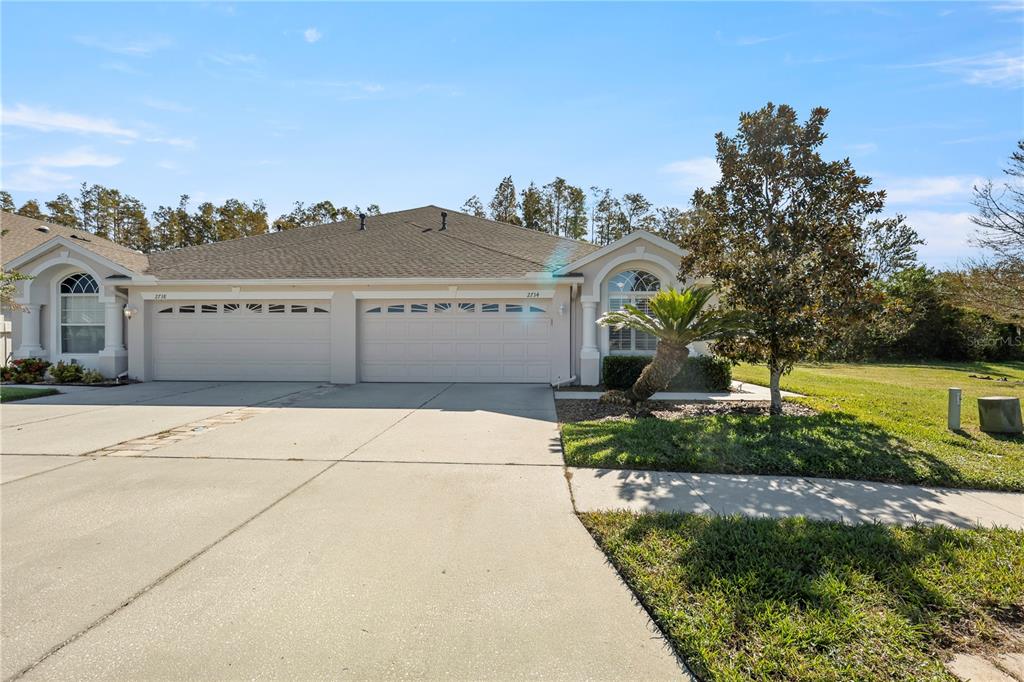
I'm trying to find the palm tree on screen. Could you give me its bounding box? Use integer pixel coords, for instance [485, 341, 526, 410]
[597, 285, 747, 404]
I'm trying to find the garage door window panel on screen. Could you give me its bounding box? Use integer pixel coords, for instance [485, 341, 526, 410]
[60, 274, 105, 354]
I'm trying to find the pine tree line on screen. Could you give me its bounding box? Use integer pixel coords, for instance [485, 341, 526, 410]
[0, 186, 381, 253]
[461, 176, 691, 244]
[2, 176, 689, 254]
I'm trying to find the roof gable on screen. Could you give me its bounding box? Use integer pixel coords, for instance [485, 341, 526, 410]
[1, 211, 149, 273]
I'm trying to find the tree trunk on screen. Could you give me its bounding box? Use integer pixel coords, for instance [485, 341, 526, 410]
[769, 366, 783, 416]
[628, 342, 689, 403]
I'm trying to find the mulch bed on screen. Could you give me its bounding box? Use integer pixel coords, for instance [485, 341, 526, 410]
[556, 398, 818, 423]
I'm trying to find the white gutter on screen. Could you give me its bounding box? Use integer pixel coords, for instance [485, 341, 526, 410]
[126, 275, 585, 286]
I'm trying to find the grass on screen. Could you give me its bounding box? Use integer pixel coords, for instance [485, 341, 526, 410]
[581, 511, 1024, 681]
[0, 386, 59, 402]
[561, 361, 1024, 491]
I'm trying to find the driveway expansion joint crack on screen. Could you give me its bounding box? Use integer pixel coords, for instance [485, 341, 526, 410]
[338, 383, 455, 461]
[4, 458, 340, 682]
[0, 457, 91, 486]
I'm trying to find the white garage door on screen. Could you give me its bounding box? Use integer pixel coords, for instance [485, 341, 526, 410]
[359, 300, 552, 382]
[152, 301, 331, 381]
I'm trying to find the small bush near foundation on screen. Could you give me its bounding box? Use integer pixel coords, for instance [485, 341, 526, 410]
[81, 368, 105, 384]
[0, 357, 51, 384]
[49, 360, 84, 383]
[602, 355, 732, 392]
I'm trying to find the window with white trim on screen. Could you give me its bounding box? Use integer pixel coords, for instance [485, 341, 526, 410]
[60, 273, 104, 353]
[607, 270, 660, 353]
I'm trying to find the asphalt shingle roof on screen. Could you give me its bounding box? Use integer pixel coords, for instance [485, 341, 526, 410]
[2, 206, 600, 281]
[1, 210, 151, 273]
[145, 206, 600, 280]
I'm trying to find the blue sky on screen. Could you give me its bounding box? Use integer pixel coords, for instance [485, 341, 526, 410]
[2, 2, 1021, 266]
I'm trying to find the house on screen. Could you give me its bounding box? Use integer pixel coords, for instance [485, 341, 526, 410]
[1, 206, 693, 385]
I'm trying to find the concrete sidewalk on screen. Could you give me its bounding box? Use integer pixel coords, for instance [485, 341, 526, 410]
[569, 468, 1024, 529]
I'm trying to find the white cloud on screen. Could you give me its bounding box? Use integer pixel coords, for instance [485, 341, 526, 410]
[156, 160, 186, 173]
[33, 147, 123, 168]
[715, 30, 794, 46]
[2, 104, 196, 151]
[303, 27, 323, 43]
[145, 136, 197, 149]
[75, 35, 172, 56]
[1, 166, 74, 192]
[1, 145, 123, 192]
[661, 157, 721, 195]
[207, 52, 258, 66]
[906, 51, 1024, 88]
[989, 2, 1024, 13]
[883, 176, 978, 204]
[846, 142, 878, 155]
[2, 104, 139, 138]
[142, 97, 193, 113]
[900, 210, 977, 267]
[101, 62, 145, 75]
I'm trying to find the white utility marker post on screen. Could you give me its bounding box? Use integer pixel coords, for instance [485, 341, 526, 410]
[948, 388, 962, 431]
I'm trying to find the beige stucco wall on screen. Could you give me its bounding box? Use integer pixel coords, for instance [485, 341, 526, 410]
[9, 231, 711, 385]
[10, 244, 128, 377]
[566, 235, 701, 384]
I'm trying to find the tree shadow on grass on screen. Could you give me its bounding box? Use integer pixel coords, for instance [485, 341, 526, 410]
[597, 512, 1024, 681]
[566, 411, 968, 488]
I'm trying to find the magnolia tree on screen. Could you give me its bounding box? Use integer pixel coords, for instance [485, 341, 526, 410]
[597, 285, 748, 405]
[680, 103, 885, 414]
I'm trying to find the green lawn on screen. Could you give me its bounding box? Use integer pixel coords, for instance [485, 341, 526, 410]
[561, 361, 1024, 491]
[581, 511, 1024, 682]
[0, 386, 59, 403]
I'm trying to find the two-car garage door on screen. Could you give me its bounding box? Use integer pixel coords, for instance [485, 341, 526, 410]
[150, 298, 554, 383]
[359, 300, 552, 382]
[152, 301, 332, 381]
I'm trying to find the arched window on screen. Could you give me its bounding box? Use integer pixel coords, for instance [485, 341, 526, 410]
[60, 273, 105, 353]
[607, 269, 661, 353]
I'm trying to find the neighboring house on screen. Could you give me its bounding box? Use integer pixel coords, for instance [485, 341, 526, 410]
[1, 206, 694, 385]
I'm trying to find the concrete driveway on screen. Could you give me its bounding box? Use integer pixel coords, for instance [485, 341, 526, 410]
[1, 382, 687, 680]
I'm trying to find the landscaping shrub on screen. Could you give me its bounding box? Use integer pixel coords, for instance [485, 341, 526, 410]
[49, 360, 84, 383]
[671, 355, 733, 391]
[0, 358, 51, 384]
[602, 356, 651, 390]
[81, 369, 105, 384]
[602, 355, 732, 392]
